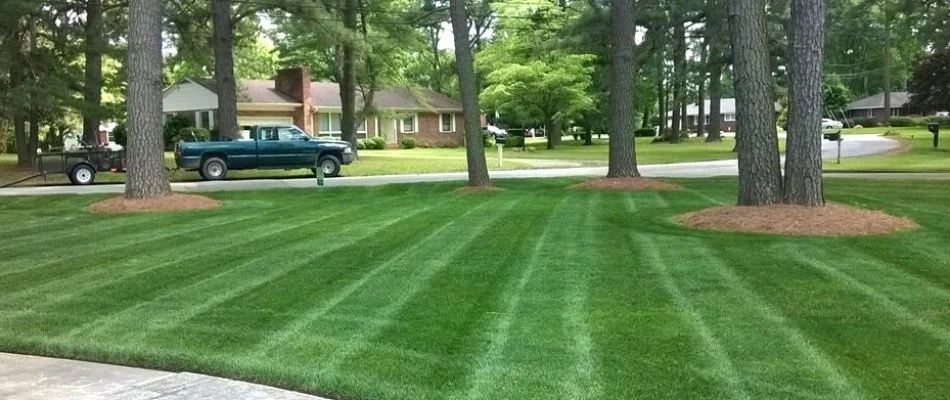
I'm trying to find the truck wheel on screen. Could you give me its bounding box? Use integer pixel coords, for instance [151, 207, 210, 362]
[70, 164, 96, 185]
[201, 157, 228, 181]
[318, 155, 342, 178]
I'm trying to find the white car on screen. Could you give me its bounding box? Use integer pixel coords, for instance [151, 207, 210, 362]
[822, 118, 844, 130]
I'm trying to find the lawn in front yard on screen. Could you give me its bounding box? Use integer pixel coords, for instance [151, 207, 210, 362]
[828, 127, 950, 172]
[1, 178, 948, 400]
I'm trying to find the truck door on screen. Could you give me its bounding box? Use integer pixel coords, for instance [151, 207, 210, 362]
[256, 126, 312, 167]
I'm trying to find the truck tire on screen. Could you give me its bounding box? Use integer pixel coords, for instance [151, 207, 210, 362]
[317, 155, 342, 178]
[70, 164, 96, 185]
[200, 157, 228, 181]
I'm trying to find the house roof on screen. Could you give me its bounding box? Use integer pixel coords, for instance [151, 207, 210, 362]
[666, 98, 782, 117]
[846, 92, 910, 110]
[187, 78, 463, 112]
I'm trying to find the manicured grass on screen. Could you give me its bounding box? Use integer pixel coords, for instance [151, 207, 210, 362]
[826, 128, 949, 172]
[1, 178, 949, 399]
[368, 137, 748, 164]
[840, 126, 932, 136]
[0, 153, 533, 186]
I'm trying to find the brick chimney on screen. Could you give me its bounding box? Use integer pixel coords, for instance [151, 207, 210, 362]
[275, 67, 313, 133]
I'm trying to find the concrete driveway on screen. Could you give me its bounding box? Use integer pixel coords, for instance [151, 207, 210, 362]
[0, 134, 900, 197]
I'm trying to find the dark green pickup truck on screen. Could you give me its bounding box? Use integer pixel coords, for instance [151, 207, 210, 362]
[175, 124, 354, 180]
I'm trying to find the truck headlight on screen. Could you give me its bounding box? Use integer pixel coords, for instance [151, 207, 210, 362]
[344, 146, 353, 154]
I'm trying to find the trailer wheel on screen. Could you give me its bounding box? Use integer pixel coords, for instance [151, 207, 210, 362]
[70, 164, 96, 185]
[200, 157, 228, 181]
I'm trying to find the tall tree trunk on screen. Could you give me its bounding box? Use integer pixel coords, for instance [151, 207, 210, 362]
[339, 0, 359, 150]
[729, 0, 783, 205]
[607, 0, 640, 177]
[670, 19, 686, 137]
[697, 43, 707, 138]
[548, 120, 562, 150]
[449, 0, 490, 187]
[212, 0, 239, 139]
[882, 11, 891, 126]
[707, 63, 723, 142]
[83, 0, 103, 145]
[8, 18, 30, 167]
[784, 0, 825, 206]
[656, 57, 665, 134]
[680, 100, 688, 135]
[125, 0, 171, 199]
[28, 16, 38, 159]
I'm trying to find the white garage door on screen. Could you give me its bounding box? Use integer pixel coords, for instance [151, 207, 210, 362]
[237, 116, 294, 126]
[237, 116, 294, 139]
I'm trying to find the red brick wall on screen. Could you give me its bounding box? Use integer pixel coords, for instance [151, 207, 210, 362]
[404, 112, 464, 147]
[275, 67, 313, 133]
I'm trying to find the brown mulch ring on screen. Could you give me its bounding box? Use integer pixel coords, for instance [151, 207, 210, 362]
[570, 177, 682, 191]
[454, 185, 505, 194]
[674, 203, 919, 236]
[88, 193, 220, 214]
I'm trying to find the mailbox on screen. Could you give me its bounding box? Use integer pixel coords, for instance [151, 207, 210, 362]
[823, 132, 841, 141]
[495, 134, 509, 145]
[929, 123, 940, 148]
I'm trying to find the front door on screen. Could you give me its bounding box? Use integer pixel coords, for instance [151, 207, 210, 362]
[381, 118, 398, 144]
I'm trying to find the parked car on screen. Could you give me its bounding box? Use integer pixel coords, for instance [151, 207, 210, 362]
[822, 118, 844, 130]
[482, 125, 508, 140]
[175, 124, 353, 180]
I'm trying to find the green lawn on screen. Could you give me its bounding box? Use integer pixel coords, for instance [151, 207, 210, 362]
[1, 179, 948, 399]
[828, 128, 949, 172]
[369, 137, 747, 164]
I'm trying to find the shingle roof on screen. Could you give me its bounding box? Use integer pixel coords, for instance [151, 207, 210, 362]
[665, 98, 781, 117]
[191, 78, 463, 112]
[846, 92, 910, 110]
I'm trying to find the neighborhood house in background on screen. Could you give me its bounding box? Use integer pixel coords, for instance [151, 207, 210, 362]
[665, 99, 782, 132]
[162, 67, 469, 148]
[842, 92, 948, 123]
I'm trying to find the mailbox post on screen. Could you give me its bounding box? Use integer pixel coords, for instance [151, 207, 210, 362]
[495, 134, 508, 168]
[928, 123, 940, 148]
[314, 150, 325, 188]
[823, 130, 843, 164]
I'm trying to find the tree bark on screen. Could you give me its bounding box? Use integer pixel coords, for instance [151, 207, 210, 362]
[607, 0, 640, 177]
[212, 0, 239, 139]
[657, 57, 666, 134]
[706, 63, 723, 142]
[125, 0, 171, 199]
[697, 43, 707, 138]
[8, 17, 30, 167]
[547, 120, 562, 150]
[449, 0, 491, 187]
[83, 0, 104, 145]
[670, 19, 686, 137]
[339, 0, 359, 150]
[784, 0, 825, 206]
[680, 100, 687, 135]
[729, 0, 783, 205]
[883, 11, 891, 126]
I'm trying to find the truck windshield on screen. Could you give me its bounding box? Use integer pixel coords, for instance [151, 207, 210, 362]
[258, 127, 313, 141]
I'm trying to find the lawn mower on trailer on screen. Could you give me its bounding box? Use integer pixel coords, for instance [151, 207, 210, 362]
[34, 133, 127, 185]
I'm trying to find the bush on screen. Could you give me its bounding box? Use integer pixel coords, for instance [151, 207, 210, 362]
[506, 135, 525, 148]
[888, 116, 923, 127]
[850, 118, 878, 128]
[163, 114, 192, 149]
[112, 122, 127, 146]
[924, 115, 950, 127]
[634, 128, 656, 137]
[401, 137, 417, 149]
[356, 139, 367, 150]
[176, 127, 211, 143]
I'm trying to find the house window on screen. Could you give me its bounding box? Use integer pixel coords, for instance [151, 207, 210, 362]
[401, 114, 418, 133]
[704, 114, 710, 125]
[890, 108, 901, 117]
[319, 112, 366, 136]
[194, 110, 214, 129]
[866, 109, 874, 118]
[440, 113, 455, 133]
[723, 113, 736, 122]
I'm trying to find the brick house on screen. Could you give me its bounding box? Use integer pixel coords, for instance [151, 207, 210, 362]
[843, 92, 918, 123]
[162, 67, 465, 147]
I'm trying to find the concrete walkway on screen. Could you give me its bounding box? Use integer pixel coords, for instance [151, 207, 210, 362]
[0, 134, 912, 197]
[0, 353, 327, 400]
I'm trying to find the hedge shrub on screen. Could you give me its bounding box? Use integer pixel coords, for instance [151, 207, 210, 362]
[111, 122, 128, 146]
[507, 135, 525, 148]
[634, 128, 656, 137]
[924, 116, 950, 127]
[850, 118, 878, 128]
[888, 117, 922, 127]
[401, 137, 418, 149]
[356, 139, 367, 150]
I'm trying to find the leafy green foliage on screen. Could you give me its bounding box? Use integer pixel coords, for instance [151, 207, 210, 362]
[822, 74, 854, 112]
[163, 115, 192, 149]
[908, 48, 950, 114]
[635, 128, 657, 137]
[480, 58, 596, 127]
[401, 137, 418, 149]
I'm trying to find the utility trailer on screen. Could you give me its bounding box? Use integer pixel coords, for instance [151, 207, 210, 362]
[36, 148, 126, 185]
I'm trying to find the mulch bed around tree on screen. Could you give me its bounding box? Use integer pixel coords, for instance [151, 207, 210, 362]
[454, 185, 505, 194]
[88, 193, 220, 214]
[570, 177, 682, 191]
[674, 203, 919, 236]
